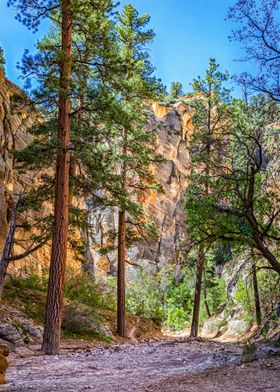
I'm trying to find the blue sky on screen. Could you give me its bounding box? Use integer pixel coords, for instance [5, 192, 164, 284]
[0, 0, 253, 94]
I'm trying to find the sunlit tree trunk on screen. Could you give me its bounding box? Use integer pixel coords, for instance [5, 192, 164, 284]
[42, 0, 72, 355]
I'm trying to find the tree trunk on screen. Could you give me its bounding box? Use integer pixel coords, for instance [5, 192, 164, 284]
[0, 194, 22, 297]
[42, 0, 72, 355]
[117, 122, 127, 337]
[203, 289, 211, 319]
[190, 245, 205, 337]
[117, 209, 126, 337]
[252, 258, 261, 326]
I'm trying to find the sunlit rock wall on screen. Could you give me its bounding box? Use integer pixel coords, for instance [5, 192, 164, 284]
[0, 70, 194, 278]
[90, 100, 194, 278]
[0, 71, 81, 274]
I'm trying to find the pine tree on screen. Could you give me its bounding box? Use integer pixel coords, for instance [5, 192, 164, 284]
[185, 58, 231, 337]
[170, 81, 183, 99]
[9, 0, 118, 354]
[0, 46, 5, 72]
[113, 4, 163, 336]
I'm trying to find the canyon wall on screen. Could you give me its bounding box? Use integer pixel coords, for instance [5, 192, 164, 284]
[90, 101, 194, 278]
[0, 72, 194, 276]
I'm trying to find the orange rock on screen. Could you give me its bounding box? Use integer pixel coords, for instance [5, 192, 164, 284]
[0, 373, 6, 385]
[0, 344, 9, 357]
[0, 354, 8, 374]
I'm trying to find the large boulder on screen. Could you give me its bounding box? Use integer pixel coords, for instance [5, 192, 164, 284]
[223, 318, 252, 338]
[201, 317, 226, 339]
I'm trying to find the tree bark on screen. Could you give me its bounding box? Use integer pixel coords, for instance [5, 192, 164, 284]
[190, 245, 205, 337]
[251, 258, 261, 326]
[203, 289, 211, 319]
[117, 123, 127, 337]
[117, 209, 126, 337]
[42, 0, 72, 355]
[0, 194, 22, 297]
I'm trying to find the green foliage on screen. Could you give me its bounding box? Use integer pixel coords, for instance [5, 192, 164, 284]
[185, 57, 280, 275]
[164, 271, 193, 330]
[64, 272, 116, 311]
[235, 277, 254, 316]
[2, 273, 47, 323]
[126, 269, 164, 324]
[170, 81, 183, 99]
[127, 260, 228, 331]
[3, 270, 116, 339]
[0, 46, 5, 72]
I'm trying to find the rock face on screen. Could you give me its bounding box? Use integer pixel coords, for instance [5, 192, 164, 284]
[0, 70, 54, 275]
[0, 70, 37, 252]
[0, 71, 194, 277]
[0, 71, 81, 275]
[90, 101, 194, 278]
[0, 304, 43, 356]
[142, 102, 193, 266]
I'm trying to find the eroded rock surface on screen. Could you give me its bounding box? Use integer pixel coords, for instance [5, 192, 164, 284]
[90, 100, 195, 278]
[0, 70, 37, 252]
[0, 305, 43, 350]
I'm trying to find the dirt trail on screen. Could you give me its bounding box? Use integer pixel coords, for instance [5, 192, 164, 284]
[0, 339, 279, 391]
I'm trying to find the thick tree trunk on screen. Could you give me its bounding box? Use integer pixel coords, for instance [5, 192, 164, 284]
[190, 245, 205, 337]
[0, 194, 22, 297]
[252, 259, 261, 326]
[42, 0, 72, 355]
[117, 209, 126, 337]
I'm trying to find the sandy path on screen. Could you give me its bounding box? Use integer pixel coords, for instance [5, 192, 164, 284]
[0, 339, 278, 392]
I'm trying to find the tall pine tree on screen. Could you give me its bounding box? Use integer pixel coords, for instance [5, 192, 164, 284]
[185, 58, 231, 337]
[113, 4, 163, 336]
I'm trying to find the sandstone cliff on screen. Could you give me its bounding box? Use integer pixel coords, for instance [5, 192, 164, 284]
[0, 70, 37, 252]
[0, 72, 194, 276]
[89, 100, 194, 278]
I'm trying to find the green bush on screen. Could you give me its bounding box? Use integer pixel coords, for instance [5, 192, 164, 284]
[126, 269, 164, 324]
[3, 274, 47, 323]
[127, 266, 193, 330]
[163, 268, 193, 330]
[64, 271, 116, 311]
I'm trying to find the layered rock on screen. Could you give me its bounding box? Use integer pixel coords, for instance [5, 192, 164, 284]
[0, 71, 195, 278]
[90, 100, 194, 278]
[0, 69, 37, 252]
[0, 71, 80, 274]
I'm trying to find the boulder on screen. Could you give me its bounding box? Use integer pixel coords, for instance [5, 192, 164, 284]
[0, 324, 24, 346]
[201, 317, 225, 339]
[223, 319, 252, 338]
